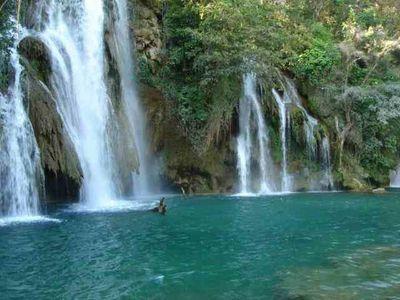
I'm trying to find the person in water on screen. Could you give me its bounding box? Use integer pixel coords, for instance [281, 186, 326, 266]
[151, 198, 167, 215]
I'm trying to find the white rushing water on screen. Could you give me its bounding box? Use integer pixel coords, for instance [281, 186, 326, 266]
[322, 137, 334, 189]
[283, 77, 318, 160]
[39, 0, 117, 208]
[34, 0, 158, 209]
[272, 89, 292, 192]
[274, 75, 334, 191]
[237, 89, 252, 194]
[112, 0, 160, 196]
[237, 74, 275, 195]
[390, 168, 400, 187]
[0, 38, 42, 217]
[285, 77, 334, 190]
[0, 0, 160, 216]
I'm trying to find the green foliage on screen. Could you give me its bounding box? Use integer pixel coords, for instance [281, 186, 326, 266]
[290, 107, 306, 147]
[0, 1, 16, 92]
[205, 76, 241, 146]
[334, 85, 400, 184]
[293, 23, 341, 85]
[158, 0, 312, 150]
[139, 0, 400, 185]
[357, 7, 379, 28]
[137, 56, 157, 87]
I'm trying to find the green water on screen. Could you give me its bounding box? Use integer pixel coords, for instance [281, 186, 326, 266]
[1, 193, 400, 299]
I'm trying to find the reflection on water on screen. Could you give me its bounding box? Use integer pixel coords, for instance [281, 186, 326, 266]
[1, 193, 400, 299]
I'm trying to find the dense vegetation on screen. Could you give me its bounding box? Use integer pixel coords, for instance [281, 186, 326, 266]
[1, 0, 400, 192]
[0, 0, 17, 92]
[138, 0, 400, 188]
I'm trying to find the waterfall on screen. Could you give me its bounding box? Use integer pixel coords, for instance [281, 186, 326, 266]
[304, 117, 318, 160]
[0, 41, 42, 218]
[273, 75, 334, 191]
[272, 89, 292, 192]
[37, 0, 117, 208]
[237, 91, 252, 194]
[0, 0, 160, 216]
[32, 0, 158, 208]
[322, 137, 334, 189]
[112, 0, 160, 197]
[285, 78, 334, 190]
[283, 77, 318, 159]
[236, 74, 275, 195]
[390, 168, 400, 187]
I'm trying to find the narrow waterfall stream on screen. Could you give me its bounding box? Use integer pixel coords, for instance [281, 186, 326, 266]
[284, 77, 334, 190]
[322, 137, 334, 189]
[237, 74, 275, 195]
[274, 76, 334, 191]
[272, 89, 292, 192]
[112, 0, 160, 197]
[0, 44, 42, 219]
[283, 77, 318, 160]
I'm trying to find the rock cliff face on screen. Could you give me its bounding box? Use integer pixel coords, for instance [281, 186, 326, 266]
[1, 0, 387, 202]
[131, 0, 238, 194]
[133, 0, 163, 66]
[18, 37, 83, 202]
[10, 0, 145, 202]
[128, 0, 383, 193]
[139, 86, 237, 193]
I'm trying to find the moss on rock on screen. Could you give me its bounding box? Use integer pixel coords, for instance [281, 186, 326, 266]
[18, 37, 83, 202]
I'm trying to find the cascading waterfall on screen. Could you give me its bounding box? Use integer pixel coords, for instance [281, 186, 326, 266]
[0, 0, 160, 216]
[273, 75, 334, 191]
[39, 0, 117, 208]
[33, 0, 158, 208]
[237, 74, 275, 195]
[272, 89, 292, 192]
[111, 0, 160, 196]
[0, 39, 42, 218]
[236, 71, 335, 193]
[283, 77, 318, 159]
[237, 73, 333, 194]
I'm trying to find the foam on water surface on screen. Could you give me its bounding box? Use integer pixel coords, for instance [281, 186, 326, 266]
[0, 215, 61, 227]
[66, 200, 154, 213]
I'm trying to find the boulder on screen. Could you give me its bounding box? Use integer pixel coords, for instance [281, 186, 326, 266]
[372, 188, 386, 194]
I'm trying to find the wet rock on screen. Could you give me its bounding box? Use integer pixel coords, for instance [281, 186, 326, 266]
[18, 37, 51, 83]
[140, 85, 237, 194]
[18, 37, 83, 202]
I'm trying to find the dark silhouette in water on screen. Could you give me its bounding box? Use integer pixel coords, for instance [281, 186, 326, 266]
[151, 198, 167, 215]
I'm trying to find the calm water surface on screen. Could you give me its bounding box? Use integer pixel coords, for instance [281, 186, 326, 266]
[1, 193, 400, 299]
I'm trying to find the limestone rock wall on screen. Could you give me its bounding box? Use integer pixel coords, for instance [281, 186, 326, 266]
[18, 37, 83, 202]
